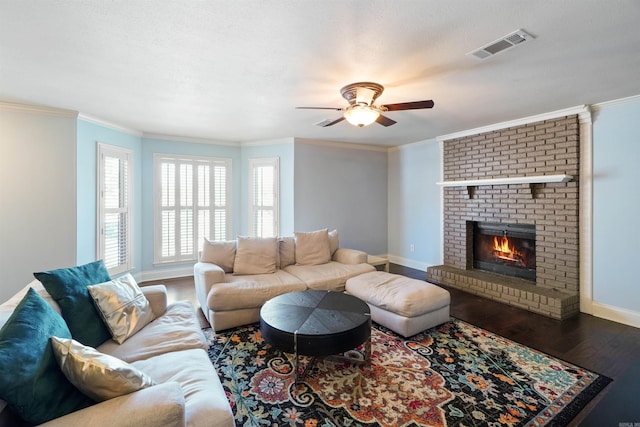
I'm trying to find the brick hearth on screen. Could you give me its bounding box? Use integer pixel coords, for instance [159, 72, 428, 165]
[427, 115, 580, 319]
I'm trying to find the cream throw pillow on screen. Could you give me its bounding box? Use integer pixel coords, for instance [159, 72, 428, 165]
[88, 274, 155, 344]
[51, 336, 155, 402]
[233, 236, 278, 275]
[201, 238, 236, 272]
[294, 229, 331, 265]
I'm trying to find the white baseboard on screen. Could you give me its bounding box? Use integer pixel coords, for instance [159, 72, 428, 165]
[387, 255, 433, 273]
[138, 266, 194, 283]
[591, 301, 640, 329]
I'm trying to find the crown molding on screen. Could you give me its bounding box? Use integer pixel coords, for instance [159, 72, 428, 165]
[388, 138, 439, 152]
[0, 101, 78, 118]
[590, 93, 640, 111]
[142, 133, 239, 146]
[295, 138, 389, 152]
[78, 113, 143, 137]
[241, 137, 294, 147]
[436, 105, 590, 143]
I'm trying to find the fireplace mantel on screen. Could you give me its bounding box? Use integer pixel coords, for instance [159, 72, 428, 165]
[437, 174, 573, 187]
[437, 174, 573, 198]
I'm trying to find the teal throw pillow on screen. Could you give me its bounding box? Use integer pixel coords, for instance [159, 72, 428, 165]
[0, 288, 94, 425]
[34, 260, 112, 347]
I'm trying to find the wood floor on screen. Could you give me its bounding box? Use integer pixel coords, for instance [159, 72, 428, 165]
[143, 264, 640, 426]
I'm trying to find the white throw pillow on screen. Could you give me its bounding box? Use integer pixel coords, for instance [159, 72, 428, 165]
[88, 274, 156, 344]
[51, 336, 155, 402]
[294, 229, 331, 266]
[201, 238, 236, 272]
[233, 236, 278, 275]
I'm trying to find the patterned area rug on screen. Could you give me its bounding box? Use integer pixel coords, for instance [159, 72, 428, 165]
[205, 319, 610, 427]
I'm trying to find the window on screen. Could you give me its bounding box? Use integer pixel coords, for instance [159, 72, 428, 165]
[97, 143, 133, 275]
[154, 154, 231, 264]
[248, 157, 279, 237]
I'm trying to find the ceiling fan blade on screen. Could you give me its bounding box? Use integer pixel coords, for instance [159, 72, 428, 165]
[296, 106, 343, 111]
[381, 100, 434, 111]
[376, 114, 397, 127]
[321, 116, 345, 127]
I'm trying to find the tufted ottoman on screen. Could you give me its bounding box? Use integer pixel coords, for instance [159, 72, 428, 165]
[345, 271, 450, 337]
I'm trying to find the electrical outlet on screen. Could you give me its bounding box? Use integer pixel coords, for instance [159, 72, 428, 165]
[410, 244, 415, 252]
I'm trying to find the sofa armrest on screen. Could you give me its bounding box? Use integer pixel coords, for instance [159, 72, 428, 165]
[141, 285, 169, 318]
[333, 248, 368, 264]
[193, 262, 226, 312]
[39, 382, 185, 427]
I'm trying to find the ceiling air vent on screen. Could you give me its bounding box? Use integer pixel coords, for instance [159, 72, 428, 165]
[468, 29, 534, 60]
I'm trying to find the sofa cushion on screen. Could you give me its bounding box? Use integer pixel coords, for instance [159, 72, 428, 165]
[233, 236, 278, 275]
[0, 288, 94, 425]
[97, 301, 207, 363]
[132, 348, 234, 427]
[88, 274, 156, 344]
[278, 236, 296, 268]
[284, 261, 375, 292]
[51, 336, 156, 402]
[328, 229, 339, 255]
[201, 239, 236, 273]
[346, 272, 451, 318]
[210, 271, 307, 310]
[34, 260, 112, 347]
[294, 229, 331, 265]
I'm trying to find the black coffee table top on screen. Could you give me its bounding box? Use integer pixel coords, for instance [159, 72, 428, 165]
[260, 290, 371, 357]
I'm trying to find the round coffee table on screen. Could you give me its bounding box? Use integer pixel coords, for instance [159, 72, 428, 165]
[260, 290, 371, 382]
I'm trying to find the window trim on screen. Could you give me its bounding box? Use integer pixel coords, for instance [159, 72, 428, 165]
[153, 153, 232, 265]
[248, 157, 279, 237]
[96, 143, 133, 275]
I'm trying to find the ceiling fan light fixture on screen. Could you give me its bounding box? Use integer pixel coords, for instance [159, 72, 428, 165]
[343, 104, 380, 127]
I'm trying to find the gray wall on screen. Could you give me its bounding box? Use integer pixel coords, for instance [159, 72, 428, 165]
[387, 139, 442, 270]
[240, 139, 295, 236]
[0, 106, 78, 302]
[293, 139, 388, 255]
[592, 98, 640, 315]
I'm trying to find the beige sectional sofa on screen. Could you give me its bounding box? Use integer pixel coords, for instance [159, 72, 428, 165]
[0, 277, 234, 427]
[194, 230, 376, 331]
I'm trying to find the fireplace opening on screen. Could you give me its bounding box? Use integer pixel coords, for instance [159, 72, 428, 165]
[472, 222, 536, 282]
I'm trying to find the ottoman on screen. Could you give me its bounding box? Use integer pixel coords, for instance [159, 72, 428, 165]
[346, 271, 450, 337]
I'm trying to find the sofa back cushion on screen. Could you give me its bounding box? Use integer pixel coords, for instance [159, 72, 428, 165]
[233, 236, 278, 275]
[328, 229, 339, 256]
[294, 229, 331, 266]
[201, 239, 236, 273]
[278, 237, 296, 268]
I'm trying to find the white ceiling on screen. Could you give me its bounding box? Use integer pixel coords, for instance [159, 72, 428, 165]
[2, 1, 640, 146]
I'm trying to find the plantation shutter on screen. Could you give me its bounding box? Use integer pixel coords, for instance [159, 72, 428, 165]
[155, 154, 231, 264]
[97, 144, 133, 275]
[249, 157, 279, 238]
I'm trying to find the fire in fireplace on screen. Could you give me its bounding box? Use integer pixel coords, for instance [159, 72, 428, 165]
[472, 222, 536, 281]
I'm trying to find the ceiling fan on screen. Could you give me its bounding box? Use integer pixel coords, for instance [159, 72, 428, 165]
[296, 82, 434, 127]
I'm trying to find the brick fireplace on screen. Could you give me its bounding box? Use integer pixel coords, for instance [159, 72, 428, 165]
[427, 115, 581, 319]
